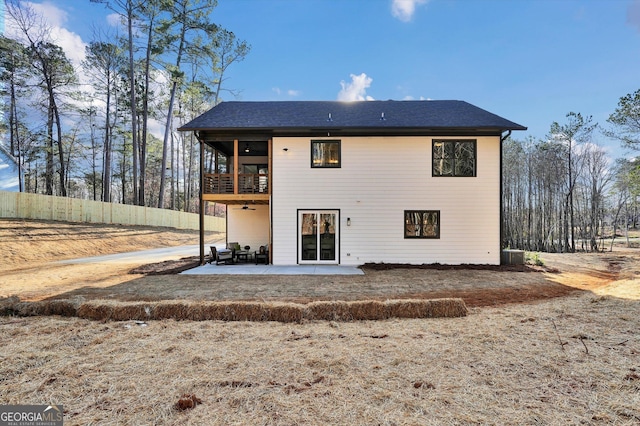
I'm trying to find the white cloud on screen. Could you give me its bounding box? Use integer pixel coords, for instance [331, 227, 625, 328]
[27, 1, 66, 27]
[272, 87, 301, 97]
[107, 13, 122, 27]
[14, 1, 88, 66]
[391, 0, 429, 22]
[51, 27, 87, 66]
[628, 0, 640, 32]
[337, 73, 374, 101]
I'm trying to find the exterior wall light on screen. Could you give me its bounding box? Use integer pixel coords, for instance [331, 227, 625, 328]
[347, 218, 351, 226]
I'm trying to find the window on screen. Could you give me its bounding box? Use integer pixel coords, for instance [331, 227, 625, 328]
[404, 210, 440, 239]
[311, 140, 341, 168]
[242, 164, 268, 174]
[241, 164, 269, 193]
[432, 139, 476, 177]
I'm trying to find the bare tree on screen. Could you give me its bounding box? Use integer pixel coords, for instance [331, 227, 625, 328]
[610, 159, 640, 249]
[575, 143, 611, 251]
[0, 35, 30, 192]
[136, 0, 164, 207]
[6, 0, 77, 196]
[92, 0, 144, 205]
[156, 0, 219, 209]
[549, 112, 597, 252]
[83, 37, 125, 202]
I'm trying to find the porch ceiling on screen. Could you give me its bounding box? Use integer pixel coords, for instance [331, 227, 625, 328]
[204, 139, 269, 157]
[202, 194, 269, 205]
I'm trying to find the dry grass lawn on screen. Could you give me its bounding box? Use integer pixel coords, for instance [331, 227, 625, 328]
[1, 296, 639, 425]
[0, 219, 222, 301]
[1, 219, 639, 424]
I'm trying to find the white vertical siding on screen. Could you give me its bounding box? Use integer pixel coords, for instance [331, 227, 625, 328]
[271, 136, 501, 265]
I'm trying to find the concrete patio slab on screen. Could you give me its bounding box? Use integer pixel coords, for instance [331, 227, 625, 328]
[181, 263, 364, 275]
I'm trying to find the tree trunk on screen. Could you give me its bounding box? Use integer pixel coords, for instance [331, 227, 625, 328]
[158, 5, 189, 209]
[567, 141, 575, 253]
[8, 57, 23, 192]
[127, 4, 139, 205]
[103, 70, 113, 203]
[52, 94, 67, 196]
[46, 102, 54, 195]
[139, 15, 156, 207]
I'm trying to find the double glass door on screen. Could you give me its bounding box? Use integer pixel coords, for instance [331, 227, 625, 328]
[299, 210, 339, 264]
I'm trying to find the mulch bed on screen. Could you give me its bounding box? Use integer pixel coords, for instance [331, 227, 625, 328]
[129, 256, 202, 275]
[129, 257, 558, 276]
[363, 262, 558, 273]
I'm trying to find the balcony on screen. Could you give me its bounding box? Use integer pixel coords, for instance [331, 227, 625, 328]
[201, 139, 271, 204]
[203, 173, 269, 204]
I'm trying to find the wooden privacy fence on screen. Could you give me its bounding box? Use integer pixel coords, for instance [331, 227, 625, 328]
[0, 191, 224, 231]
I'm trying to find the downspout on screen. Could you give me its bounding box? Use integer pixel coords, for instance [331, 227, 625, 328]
[268, 137, 273, 264]
[196, 131, 206, 265]
[499, 130, 511, 264]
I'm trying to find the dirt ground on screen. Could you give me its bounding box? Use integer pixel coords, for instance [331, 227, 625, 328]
[1, 218, 639, 305]
[0, 219, 223, 301]
[1, 219, 639, 425]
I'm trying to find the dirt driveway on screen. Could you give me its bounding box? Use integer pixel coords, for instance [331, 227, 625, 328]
[2, 219, 638, 307]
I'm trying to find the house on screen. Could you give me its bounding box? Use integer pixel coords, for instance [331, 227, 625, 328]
[179, 100, 526, 266]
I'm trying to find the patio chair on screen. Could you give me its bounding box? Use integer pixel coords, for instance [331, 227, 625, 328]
[255, 245, 269, 264]
[227, 242, 241, 262]
[211, 246, 233, 265]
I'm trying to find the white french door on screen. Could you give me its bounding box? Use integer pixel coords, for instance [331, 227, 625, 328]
[298, 210, 339, 264]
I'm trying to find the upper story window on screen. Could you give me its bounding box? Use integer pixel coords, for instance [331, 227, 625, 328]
[311, 140, 341, 168]
[432, 140, 476, 177]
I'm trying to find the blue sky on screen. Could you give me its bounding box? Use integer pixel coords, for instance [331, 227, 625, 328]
[3, 0, 640, 159]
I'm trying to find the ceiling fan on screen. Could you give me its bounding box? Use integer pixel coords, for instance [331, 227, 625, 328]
[234, 202, 256, 210]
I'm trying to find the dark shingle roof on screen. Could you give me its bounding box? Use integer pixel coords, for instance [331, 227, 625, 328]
[179, 100, 526, 133]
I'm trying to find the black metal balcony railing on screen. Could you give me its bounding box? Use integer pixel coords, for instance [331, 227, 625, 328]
[204, 173, 269, 194]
